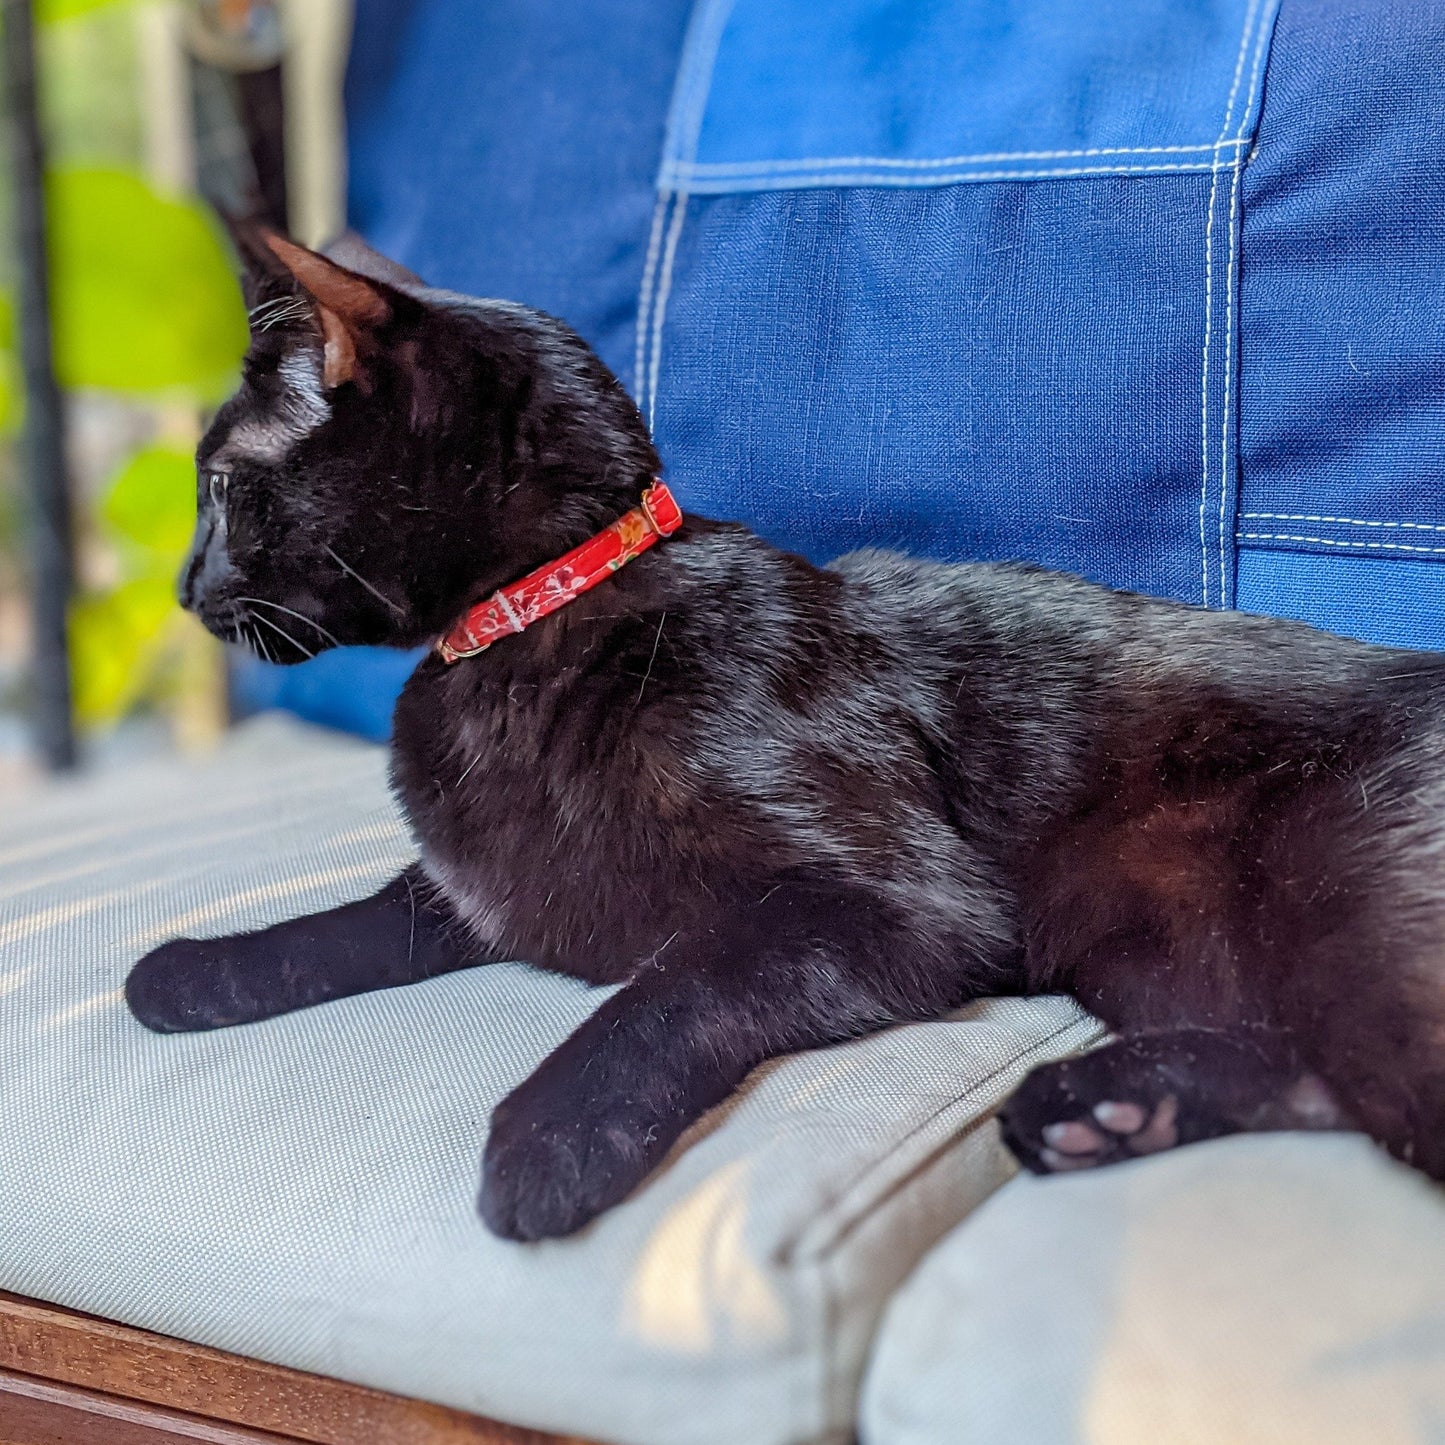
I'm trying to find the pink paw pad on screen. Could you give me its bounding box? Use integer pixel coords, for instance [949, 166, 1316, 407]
[1037, 1093, 1180, 1172]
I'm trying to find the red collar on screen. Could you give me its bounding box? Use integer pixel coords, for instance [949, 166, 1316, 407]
[436, 482, 684, 663]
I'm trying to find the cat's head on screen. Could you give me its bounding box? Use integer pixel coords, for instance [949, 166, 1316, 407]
[182, 226, 660, 661]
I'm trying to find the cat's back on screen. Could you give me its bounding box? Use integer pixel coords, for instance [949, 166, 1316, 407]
[833, 545, 1445, 701]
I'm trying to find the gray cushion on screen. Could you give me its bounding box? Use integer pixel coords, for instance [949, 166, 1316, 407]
[861, 1133, 1445, 1445]
[0, 717, 1103, 1445]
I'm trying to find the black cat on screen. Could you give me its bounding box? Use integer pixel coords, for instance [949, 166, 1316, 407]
[125, 228, 1445, 1240]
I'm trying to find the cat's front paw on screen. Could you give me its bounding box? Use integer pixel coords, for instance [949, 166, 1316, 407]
[478, 1085, 655, 1241]
[125, 938, 255, 1033]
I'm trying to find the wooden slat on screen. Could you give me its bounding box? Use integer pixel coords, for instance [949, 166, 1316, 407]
[0, 1295, 589, 1445]
[0, 1365, 299, 1445]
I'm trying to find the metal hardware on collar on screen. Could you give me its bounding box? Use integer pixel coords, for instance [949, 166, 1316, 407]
[436, 481, 683, 665]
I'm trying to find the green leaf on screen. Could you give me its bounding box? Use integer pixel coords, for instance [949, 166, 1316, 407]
[47, 167, 247, 397]
[77, 444, 200, 727]
[69, 573, 178, 726]
[101, 444, 196, 559]
[37, 0, 131, 25]
[0, 293, 17, 432]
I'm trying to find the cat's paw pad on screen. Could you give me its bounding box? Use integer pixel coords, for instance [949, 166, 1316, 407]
[1034, 1094, 1180, 1171]
[479, 1099, 649, 1242]
[999, 1051, 1190, 1176]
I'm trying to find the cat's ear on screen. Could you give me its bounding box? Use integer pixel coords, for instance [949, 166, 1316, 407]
[258, 232, 394, 389]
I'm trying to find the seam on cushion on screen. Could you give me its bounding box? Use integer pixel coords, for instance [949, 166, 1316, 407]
[1217, 6, 1276, 609]
[783, 1010, 1107, 1265]
[814, 1200, 848, 1445]
[666, 139, 1249, 176]
[1201, 0, 1263, 609]
[1240, 513, 1445, 532]
[1237, 531, 1445, 555]
[806, 1015, 1107, 1443]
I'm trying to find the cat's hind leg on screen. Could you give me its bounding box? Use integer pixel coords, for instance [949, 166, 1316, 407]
[1011, 696, 1445, 1180]
[999, 1028, 1346, 1174]
[126, 864, 485, 1032]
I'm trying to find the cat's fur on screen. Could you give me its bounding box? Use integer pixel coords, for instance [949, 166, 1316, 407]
[126, 229, 1445, 1240]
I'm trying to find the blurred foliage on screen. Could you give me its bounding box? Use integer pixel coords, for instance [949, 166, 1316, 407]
[53, 163, 247, 728]
[0, 295, 16, 432]
[56, 157, 247, 728]
[101, 441, 196, 555]
[0, 0, 142, 305]
[37, 0, 141, 174]
[0, 0, 250, 739]
[49, 166, 247, 396]
[71, 443, 198, 724]
[37, 0, 130, 20]
[71, 573, 180, 721]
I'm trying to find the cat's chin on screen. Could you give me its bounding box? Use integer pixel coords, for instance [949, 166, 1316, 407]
[185, 594, 358, 665]
[199, 614, 324, 667]
[239, 644, 313, 666]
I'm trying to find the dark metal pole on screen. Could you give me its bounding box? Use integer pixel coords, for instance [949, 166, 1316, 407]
[2, 0, 76, 771]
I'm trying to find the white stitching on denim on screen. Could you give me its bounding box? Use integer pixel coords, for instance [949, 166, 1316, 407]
[1217, 6, 1275, 608]
[1215, 156, 1241, 605]
[660, 0, 739, 179]
[634, 192, 671, 400]
[1200, 0, 1263, 608]
[1240, 513, 1445, 531]
[667, 140, 1250, 176]
[646, 0, 735, 430]
[647, 191, 689, 431]
[658, 160, 1224, 189]
[1238, 532, 1445, 554]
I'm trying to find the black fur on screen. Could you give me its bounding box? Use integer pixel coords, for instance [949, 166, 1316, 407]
[126, 230, 1445, 1239]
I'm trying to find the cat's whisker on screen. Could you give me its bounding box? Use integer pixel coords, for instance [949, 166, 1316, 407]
[265, 303, 314, 333]
[635, 612, 667, 706]
[246, 297, 288, 324]
[248, 296, 314, 333]
[323, 544, 406, 618]
[246, 299, 293, 329]
[240, 620, 272, 664]
[237, 596, 341, 648]
[248, 609, 317, 660]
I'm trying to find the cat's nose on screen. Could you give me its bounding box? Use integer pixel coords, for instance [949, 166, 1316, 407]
[177, 516, 227, 615]
[176, 525, 208, 609]
[177, 544, 204, 612]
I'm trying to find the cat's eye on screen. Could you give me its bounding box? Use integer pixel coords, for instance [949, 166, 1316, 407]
[207, 471, 229, 508]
